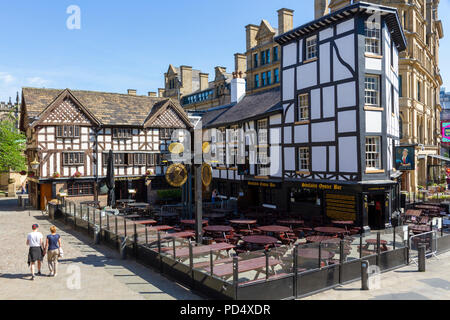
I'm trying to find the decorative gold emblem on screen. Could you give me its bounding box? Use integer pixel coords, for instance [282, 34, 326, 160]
[168, 142, 184, 154]
[201, 163, 212, 187]
[202, 142, 211, 154]
[165, 163, 188, 187]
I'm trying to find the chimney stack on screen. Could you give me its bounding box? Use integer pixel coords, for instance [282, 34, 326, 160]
[315, 0, 330, 19]
[245, 24, 259, 51]
[127, 89, 137, 95]
[199, 73, 209, 91]
[180, 66, 192, 94]
[277, 8, 294, 35]
[329, 0, 352, 13]
[148, 92, 157, 97]
[234, 53, 247, 78]
[231, 77, 246, 104]
[158, 88, 165, 98]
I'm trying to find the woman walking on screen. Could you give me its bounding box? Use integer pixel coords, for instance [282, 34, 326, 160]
[26, 224, 44, 280]
[44, 226, 62, 277]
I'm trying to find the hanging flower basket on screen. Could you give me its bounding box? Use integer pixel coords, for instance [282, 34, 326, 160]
[73, 171, 82, 178]
[145, 170, 153, 176]
[53, 172, 61, 178]
[28, 172, 35, 177]
[20, 170, 27, 176]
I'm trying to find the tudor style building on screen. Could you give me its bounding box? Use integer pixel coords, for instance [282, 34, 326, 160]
[275, 2, 407, 230]
[20, 88, 191, 210]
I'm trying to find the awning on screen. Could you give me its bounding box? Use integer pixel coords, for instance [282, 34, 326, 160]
[428, 154, 450, 162]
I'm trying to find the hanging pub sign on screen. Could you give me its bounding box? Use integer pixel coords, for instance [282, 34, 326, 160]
[442, 121, 450, 146]
[395, 146, 415, 171]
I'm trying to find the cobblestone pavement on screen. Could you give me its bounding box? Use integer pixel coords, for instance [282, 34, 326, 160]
[302, 249, 450, 300]
[0, 198, 201, 300]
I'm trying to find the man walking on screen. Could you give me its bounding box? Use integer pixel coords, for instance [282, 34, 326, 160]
[26, 224, 44, 280]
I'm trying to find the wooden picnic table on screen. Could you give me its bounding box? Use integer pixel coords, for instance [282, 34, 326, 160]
[180, 220, 208, 226]
[277, 220, 304, 228]
[306, 235, 338, 243]
[363, 239, 389, 252]
[204, 256, 281, 277]
[297, 248, 334, 260]
[410, 225, 432, 234]
[229, 219, 258, 225]
[204, 225, 234, 233]
[406, 209, 422, 217]
[257, 225, 292, 234]
[332, 220, 354, 226]
[134, 219, 157, 226]
[124, 214, 141, 220]
[314, 227, 347, 235]
[242, 235, 279, 246]
[160, 231, 195, 239]
[146, 225, 174, 232]
[174, 242, 236, 258]
[128, 203, 150, 208]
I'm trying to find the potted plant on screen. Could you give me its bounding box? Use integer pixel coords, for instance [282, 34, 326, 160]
[20, 170, 27, 176]
[73, 171, 82, 178]
[53, 172, 61, 178]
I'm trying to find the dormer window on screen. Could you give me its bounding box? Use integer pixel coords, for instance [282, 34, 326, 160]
[56, 125, 80, 138]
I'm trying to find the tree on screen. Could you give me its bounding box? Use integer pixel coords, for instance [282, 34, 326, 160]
[0, 112, 26, 173]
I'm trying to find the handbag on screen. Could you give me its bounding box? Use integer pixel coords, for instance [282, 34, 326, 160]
[58, 247, 64, 258]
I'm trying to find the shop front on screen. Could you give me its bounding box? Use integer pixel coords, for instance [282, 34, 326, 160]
[286, 180, 400, 232]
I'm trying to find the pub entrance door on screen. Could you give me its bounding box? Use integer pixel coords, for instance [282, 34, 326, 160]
[367, 193, 385, 230]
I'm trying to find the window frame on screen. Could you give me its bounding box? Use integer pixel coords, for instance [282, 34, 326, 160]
[305, 36, 318, 60]
[298, 147, 310, 172]
[365, 21, 381, 55]
[62, 152, 85, 166]
[298, 93, 310, 121]
[365, 136, 382, 170]
[56, 125, 80, 138]
[365, 75, 380, 107]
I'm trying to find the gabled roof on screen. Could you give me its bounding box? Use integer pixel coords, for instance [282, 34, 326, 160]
[275, 1, 407, 52]
[22, 87, 192, 128]
[203, 87, 282, 128]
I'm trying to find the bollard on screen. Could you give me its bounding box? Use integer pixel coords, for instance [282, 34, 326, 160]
[418, 244, 426, 272]
[94, 225, 101, 245]
[120, 237, 127, 260]
[361, 260, 369, 290]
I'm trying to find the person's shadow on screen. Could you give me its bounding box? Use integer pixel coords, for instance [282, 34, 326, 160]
[0, 273, 33, 281]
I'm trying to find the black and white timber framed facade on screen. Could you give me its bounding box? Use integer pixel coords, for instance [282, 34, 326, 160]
[275, 2, 407, 231]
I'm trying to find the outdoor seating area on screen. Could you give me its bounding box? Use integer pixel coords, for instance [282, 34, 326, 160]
[58, 198, 450, 300]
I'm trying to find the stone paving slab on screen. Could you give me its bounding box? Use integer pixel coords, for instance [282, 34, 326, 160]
[302, 250, 450, 300]
[0, 199, 201, 300]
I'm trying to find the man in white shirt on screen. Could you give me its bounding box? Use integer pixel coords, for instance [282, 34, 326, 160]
[26, 224, 44, 280]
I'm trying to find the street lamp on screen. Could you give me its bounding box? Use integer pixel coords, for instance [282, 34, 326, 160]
[30, 157, 39, 171]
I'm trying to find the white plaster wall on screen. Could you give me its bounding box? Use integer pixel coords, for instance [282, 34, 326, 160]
[284, 126, 292, 144]
[283, 42, 297, 67]
[338, 110, 357, 133]
[334, 34, 355, 71]
[336, 18, 354, 34]
[333, 47, 353, 81]
[270, 146, 282, 177]
[297, 62, 317, 90]
[294, 125, 309, 143]
[298, 39, 303, 63]
[323, 86, 335, 118]
[311, 121, 335, 142]
[284, 147, 296, 171]
[329, 146, 336, 172]
[320, 43, 331, 84]
[283, 68, 295, 101]
[311, 89, 321, 120]
[338, 136, 358, 173]
[365, 58, 382, 71]
[270, 114, 282, 125]
[312, 147, 327, 172]
[365, 111, 382, 133]
[284, 104, 295, 123]
[337, 81, 356, 108]
[320, 27, 333, 41]
[270, 128, 281, 145]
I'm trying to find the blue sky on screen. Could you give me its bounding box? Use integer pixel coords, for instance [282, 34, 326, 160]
[1, 0, 450, 102]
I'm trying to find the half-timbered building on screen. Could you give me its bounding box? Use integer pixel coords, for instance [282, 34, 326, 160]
[275, 2, 407, 230]
[20, 88, 192, 209]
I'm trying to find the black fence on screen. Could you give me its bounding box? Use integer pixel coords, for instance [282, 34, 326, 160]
[56, 200, 450, 300]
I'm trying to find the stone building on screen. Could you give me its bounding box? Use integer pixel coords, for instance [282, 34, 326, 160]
[158, 64, 233, 112]
[234, 8, 294, 95]
[315, 0, 444, 192]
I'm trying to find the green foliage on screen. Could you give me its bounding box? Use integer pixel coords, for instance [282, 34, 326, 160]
[0, 114, 26, 173]
[157, 189, 181, 200]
